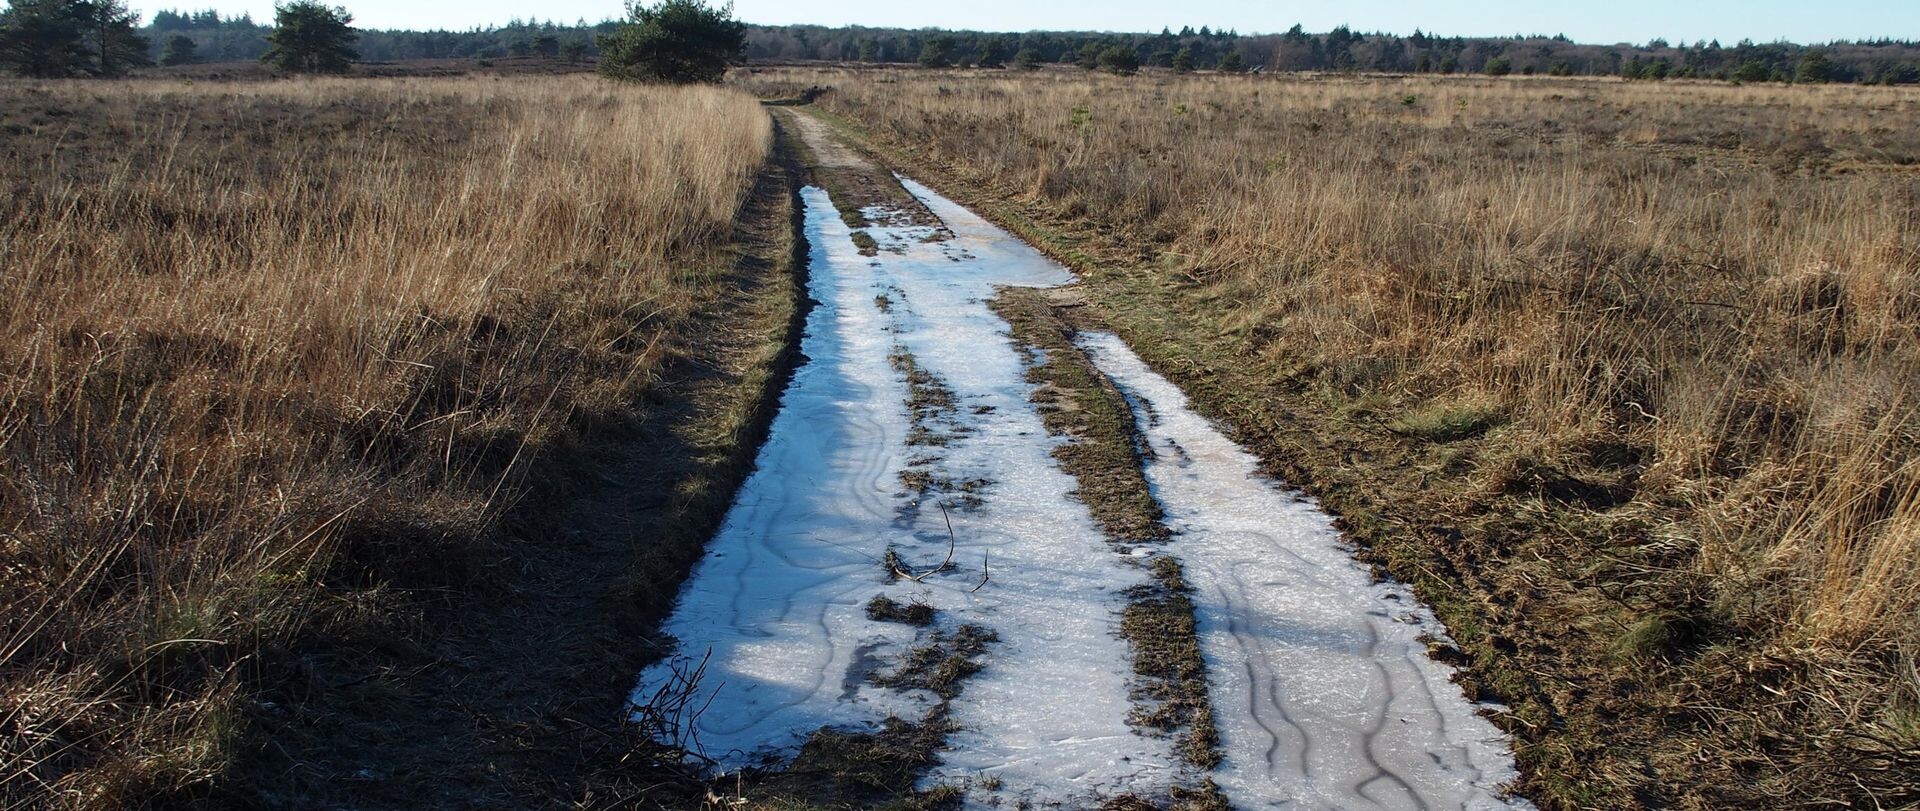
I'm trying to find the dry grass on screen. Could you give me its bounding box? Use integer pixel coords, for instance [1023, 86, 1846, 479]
[743, 68, 1920, 807]
[0, 75, 769, 807]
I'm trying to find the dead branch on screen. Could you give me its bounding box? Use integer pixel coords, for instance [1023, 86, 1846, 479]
[892, 504, 959, 583]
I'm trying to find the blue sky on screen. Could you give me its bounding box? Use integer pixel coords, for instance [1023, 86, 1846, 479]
[130, 1, 1917, 44]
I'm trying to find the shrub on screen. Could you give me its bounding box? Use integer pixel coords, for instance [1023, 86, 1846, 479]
[1732, 59, 1772, 83]
[1797, 51, 1836, 84]
[1075, 41, 1102, 70]
[1098, 45, 1139, 76]
[1484, 57, 1512, 76]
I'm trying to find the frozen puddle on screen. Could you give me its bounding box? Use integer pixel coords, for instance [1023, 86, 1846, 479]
[632, 180, 1174, 805]
[632, 168, 1526, 808]
[1080, 332, 1530, 810]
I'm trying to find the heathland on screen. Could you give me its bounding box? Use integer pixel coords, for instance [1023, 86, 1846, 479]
[2, 53, 1916, 811]
[732, 66, 1920, 809]
[0, 75, 788, 806]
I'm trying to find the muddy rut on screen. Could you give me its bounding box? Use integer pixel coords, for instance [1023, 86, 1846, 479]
[630, 110, 1528, 810]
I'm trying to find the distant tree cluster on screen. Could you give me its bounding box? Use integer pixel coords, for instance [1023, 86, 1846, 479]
[144, 7, 264, 62]
[744, 22, 1920, 84]
[0, 0, 150, 77]
[12, 4, 1918, 86]
[136, 6, 606, 65]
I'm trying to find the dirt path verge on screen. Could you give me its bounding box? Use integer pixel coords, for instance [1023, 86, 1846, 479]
[787, 102, 1593, 807]
[227, 115, 811, 810]
[780, 107, 941, 230]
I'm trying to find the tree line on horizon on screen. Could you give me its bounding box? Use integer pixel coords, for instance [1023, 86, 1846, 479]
[4, 1, 1919, 84]
[2, 0, 744, 84]
[0, 0, 360, 74]
[754, 24, 1920, 84]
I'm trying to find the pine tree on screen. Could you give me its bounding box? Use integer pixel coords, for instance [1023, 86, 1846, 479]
[1796, 51, 1835, 83]
[262, 2, 358, 74]
[1098, 44, 1138, 75]
[160, 33, 200, 65]
[1075, 41, 1102, 70]
[917, 35, 953, 68]
[598, 0, 744, 83]
[977, 37, 1005, 68]
[0, 0, 148, 78]
[84, 0, 149, 76]
[1171, 44, 1194, 73]
[0, 0, 89, 77]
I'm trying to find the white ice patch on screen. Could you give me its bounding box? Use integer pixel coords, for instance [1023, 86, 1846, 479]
[1079, 332, 1532, 811]
[631, 183, 1173, 805]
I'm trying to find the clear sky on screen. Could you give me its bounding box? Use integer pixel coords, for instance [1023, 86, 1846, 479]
[128, 1, 1918, 45]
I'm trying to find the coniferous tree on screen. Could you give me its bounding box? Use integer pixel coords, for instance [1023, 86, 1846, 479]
[1796, 51, 1835, 83]
[0, 0, 89, 77]
[1097, 44, 1138, 75]
[0, 0, 147, 77]
[84, 0, 148, 76]
[917, 35, 952, 67]
[160, 33, 199, 65]
[977, 37, 1005, 68]
[1171, 44, 1194, 73]
[598, 0, 744, 83]
[1075, 41, 1101, 70]
[262, 2, 357, 73]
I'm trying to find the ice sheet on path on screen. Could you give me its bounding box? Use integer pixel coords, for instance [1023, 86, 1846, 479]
[1079, 331, 1532, 811]
[630, 183, 1174, 804]
[892, 175, 1179, 805]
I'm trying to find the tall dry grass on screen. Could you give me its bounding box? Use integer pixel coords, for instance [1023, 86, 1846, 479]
[758, 67, 1920, 803]
[0, 75, 769, 806]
